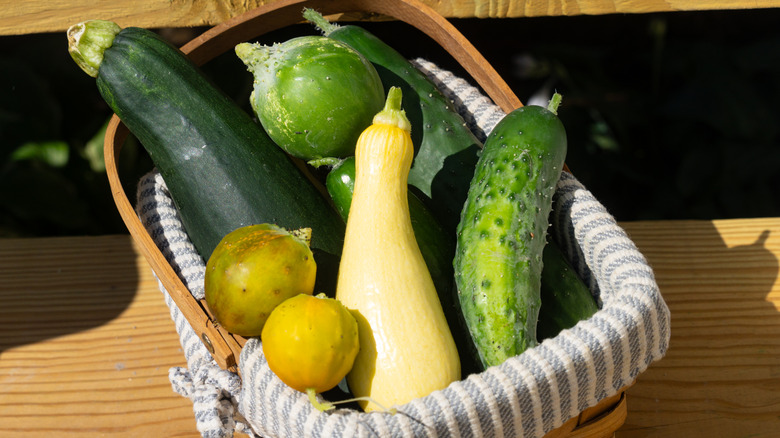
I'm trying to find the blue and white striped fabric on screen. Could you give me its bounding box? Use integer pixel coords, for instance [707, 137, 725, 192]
[135, 59, 670, 438]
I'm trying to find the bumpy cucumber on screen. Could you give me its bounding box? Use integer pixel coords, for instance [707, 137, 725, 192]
[537, 242, 599, 341]
[305, 9, 481, 235]
[235, 37, 384, 162]
[454, 95, 567, 368]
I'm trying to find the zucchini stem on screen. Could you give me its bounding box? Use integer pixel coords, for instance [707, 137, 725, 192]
[67, 20, 122, 77]
[303, 8, 340, 36]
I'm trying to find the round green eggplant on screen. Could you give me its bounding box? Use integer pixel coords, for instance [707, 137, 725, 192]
[236, 36, 385, 162]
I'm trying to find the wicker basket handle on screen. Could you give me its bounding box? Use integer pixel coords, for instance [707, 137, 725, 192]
[105, 0, 522, 371]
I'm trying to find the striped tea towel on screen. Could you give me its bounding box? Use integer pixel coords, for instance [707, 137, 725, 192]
[135, 59, 670, 438]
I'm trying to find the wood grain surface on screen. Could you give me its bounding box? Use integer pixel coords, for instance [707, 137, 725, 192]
[1, 0, 778, 36]
[617, 218, 780, 438]
[1, 217, 779, 436]
[0, 235, 201, 437]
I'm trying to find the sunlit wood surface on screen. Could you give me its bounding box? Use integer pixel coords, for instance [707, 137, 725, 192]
[617, 218, 780, 438]
[1, 218, 779, 436]
[1, 0, 779, 36]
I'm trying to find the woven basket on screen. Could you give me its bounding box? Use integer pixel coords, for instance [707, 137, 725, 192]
[103, 0, 670, 436]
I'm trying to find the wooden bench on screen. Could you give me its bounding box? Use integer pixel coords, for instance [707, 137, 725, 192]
[1, 1, 779, 436]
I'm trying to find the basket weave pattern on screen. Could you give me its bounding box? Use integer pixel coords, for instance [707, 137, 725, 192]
[135, 60, 670, 438]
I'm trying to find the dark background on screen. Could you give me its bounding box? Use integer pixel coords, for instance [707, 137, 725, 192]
[2, 8, 779, 238]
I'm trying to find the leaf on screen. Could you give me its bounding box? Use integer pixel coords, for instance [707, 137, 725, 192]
[11, 140, 69, 167]
[82, 119, 109, 172]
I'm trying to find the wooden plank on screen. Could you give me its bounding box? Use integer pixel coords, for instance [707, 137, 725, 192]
[1, 0, 778, 36]
[617, 217, 780, 438]
[0, 235, 202, 437]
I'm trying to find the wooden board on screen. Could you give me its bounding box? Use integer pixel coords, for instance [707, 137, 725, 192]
[0, 235, 202, 437]
[617, 217, 780, 437]
[1, 0, 778, 36]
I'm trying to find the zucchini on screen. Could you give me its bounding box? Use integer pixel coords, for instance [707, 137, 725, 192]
[537, 242, 599, 341]
[67, 21, 345, 291]
[335, 87, 460, 411]
[304, 9, 481, 235]
[454, 95, 567, 368]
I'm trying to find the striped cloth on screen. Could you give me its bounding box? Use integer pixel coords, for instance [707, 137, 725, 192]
[135, 59, 670, 438]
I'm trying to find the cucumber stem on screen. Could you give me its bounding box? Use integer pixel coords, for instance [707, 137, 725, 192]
[291, 227, 313, 247]
[307, 388, 335, 412]
[67, 20, 122, 78]
[234, 42, 271, 71]
[303, 8, 340, 36]
[547, 93, 563, 115]
[372, 87, 411, 133]
[307, 157, 343, 168]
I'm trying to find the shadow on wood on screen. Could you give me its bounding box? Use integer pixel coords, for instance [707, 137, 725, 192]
[0, 235, 139, 353]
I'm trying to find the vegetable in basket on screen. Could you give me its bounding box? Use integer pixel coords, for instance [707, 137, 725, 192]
[66, 20, 346, 286]
[235, 36, 385, 162]
[454, 94, 567, 368]
[537, 242, 600, 341]
[204, 224, 316, 337]
[261, 293, 359, 412]
[336, 87, 460, 412]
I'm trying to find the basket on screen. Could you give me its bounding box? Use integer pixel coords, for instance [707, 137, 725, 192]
[103, 0, 670, 436]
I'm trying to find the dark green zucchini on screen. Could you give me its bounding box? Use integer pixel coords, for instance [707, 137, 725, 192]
[304, 9, 481, 235]
[454, 96, 567, 368]
[67, 20, 345, 292]
[537, 242, 599, 341]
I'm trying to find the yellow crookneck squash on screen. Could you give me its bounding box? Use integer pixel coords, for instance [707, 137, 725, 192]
[336, 87, 461, 412]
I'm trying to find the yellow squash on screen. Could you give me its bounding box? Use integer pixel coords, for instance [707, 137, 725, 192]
[336, 87, 461, 412]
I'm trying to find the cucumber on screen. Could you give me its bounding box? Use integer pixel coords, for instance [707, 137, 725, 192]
[235, 37, 385, 162]
[537, 242, 599, 341]
[453, 95, 567, 368]
[304, 9, 481, 235]
[67, 21, 345, 291]
[325, 156, 482, 377]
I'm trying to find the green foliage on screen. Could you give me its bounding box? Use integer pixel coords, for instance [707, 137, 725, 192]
[0, 33, 152, 237]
